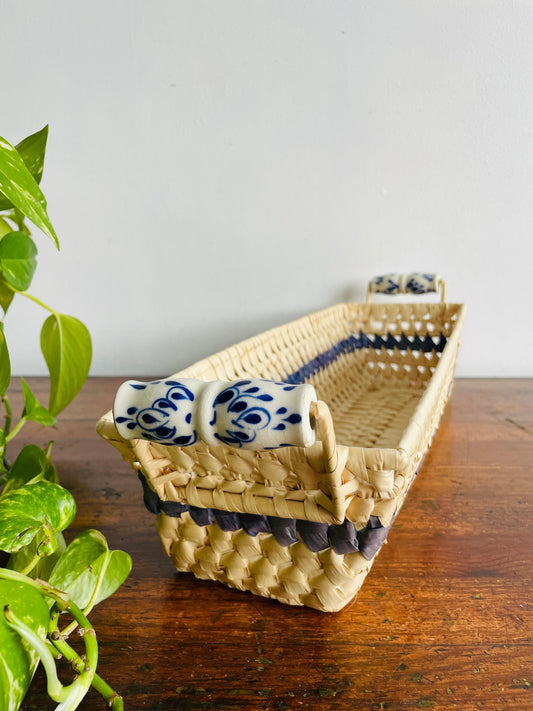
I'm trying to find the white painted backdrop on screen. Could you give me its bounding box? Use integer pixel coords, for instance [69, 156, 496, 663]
[2, 1, 532, 377]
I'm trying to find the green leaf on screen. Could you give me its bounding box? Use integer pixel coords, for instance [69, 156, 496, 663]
[0, 231, 38, 291]
[8, 531, 66, 580]
[0, 480, 76, 553]
[2, 443, 58, 497]
[0, 579, 51, 711]
[49, 529, 132, 611]
[21, 378, 57, 427]
[0, 134, 58, 248]
[0, 217, 13, 237]
[14, 126, 48, 187]
[40, 314, 92, 416]
[0, 275, 15, 314]
[92, 548, 132, 606]
[0, 126, 48, 212]
[0, 323, 10, 395]
[0, 223, 18, 312]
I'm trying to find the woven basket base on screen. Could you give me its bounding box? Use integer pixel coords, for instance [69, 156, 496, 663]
[157, 511, 376, 612]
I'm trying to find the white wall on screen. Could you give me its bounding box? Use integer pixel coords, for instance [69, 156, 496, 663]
[2, 1, 532, 377]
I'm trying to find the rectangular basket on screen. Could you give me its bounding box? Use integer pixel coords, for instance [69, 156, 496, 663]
[97, 273, 465, 612]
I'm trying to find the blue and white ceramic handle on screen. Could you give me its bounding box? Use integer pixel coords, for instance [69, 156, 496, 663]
[113, 377, 318, 450]
[367, 273, 445, 302]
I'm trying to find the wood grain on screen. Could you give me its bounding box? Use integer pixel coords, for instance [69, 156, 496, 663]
[10, 378, 533, 711]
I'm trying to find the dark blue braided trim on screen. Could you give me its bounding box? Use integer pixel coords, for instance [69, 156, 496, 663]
[138, 472, 391, 561]
[285, 331, 447, 385]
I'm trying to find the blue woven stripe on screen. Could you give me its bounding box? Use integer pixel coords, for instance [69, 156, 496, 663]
[138, 473, 391, 561]
[285, 331, 446, 385]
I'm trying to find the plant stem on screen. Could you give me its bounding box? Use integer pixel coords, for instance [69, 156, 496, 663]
[2, 394, 12, 437]
[4, 604, 66, 701]
[0, 566, 70, 606]
[2, 571, 99, 708]
[2, 569, 124, 708]
[50, 634, 124, 710]
[4, 608, 105, 710]
[48, 611, 124, 711]
[58, 617, 79, 639]
[5, 415, 27, 443]
[19, 550, 43, 576]
[14, 289, 56, 314]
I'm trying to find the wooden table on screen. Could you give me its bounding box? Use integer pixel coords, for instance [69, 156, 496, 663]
[16, 378, 533, 711]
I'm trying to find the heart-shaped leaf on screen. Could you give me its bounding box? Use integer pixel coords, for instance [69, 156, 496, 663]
[0, 578, 51, 711]
[40, 313, 92, 416]
[0, 133, 58, 248]
[21, 378, 57, 427]
[0, 481, 76, 553]
[0, 231, 38, 291]
[48, 529, 132, 611]
[0, 323, 10, 395]
[2, 443, 58, 497]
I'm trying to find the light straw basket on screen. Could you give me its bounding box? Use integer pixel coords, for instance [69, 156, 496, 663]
[97, 273, 465, 612]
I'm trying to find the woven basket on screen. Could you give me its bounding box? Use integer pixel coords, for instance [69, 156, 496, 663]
[97, 273, 465, 612]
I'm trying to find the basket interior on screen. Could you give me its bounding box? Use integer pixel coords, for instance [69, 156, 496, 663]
[178, 301, 462, 450]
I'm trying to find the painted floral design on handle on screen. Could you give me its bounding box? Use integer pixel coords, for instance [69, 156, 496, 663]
[370, 273, 442, 295]
[114, 379, 198, 446]
[114, 377, 317, 450]
[212, 379, 315, 448]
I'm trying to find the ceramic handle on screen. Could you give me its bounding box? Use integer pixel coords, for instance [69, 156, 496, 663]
[367, 273, 445, 301]
[113, 377, 318, 450]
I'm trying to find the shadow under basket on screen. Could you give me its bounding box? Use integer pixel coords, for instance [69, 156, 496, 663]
[97, 274, 465, 612]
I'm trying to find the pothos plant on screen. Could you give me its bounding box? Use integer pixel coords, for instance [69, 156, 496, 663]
[0, 127, 131, 710]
